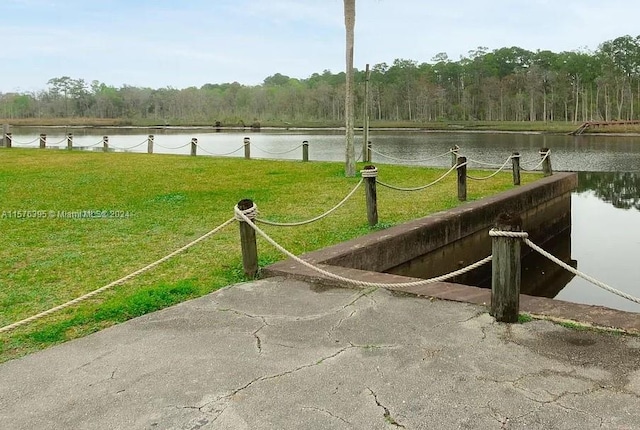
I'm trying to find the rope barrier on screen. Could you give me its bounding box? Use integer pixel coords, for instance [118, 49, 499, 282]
[196, 143, 245, 156]
[109, 139, 148, 151]
[251, 143, 303, 155]
[0, 217, 236, 334]
[369, 147, 454, 163]
[154, 142, 192, 150]
[489, 229, 640, 305]
[256, 179, 363, 227]
[85, 139, 105, 147]
[49, 136, 69, 145]
[376, 163, 460, 192]
[466, 157, 506, 168]
[521, 150, 550, 171]
[467, 156, 513, 181]
[6, 136, 39, 145]
[235, 204, 492, 289]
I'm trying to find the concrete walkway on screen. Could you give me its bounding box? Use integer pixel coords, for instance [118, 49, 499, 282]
[1, 277, 639, 429]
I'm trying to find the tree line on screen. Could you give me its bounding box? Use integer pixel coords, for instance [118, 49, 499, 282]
[2, 35, 640, 125]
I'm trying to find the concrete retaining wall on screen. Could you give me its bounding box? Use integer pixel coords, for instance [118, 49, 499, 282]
[265, 173, 577, 283]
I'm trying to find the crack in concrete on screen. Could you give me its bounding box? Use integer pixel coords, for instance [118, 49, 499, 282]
[217, 309, 270, 354]
[301, 406, 351, 425]
[200, 346, 354, 407]
[326, 309, 357, 340]
[485, 399, 537, 429]
[88, 368, 118, 388]
[216, 288, 377, 325]
[481, 370, 613, 426]
[459, 310, 487, 324]
[270, 342, 297, 349]
[367, 387, 406, 428]
[168, 403, 228, 430]
[252, 317, 270, 354]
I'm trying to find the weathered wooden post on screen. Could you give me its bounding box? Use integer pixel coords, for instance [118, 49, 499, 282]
[540, 147, 552, 176]
[190, 138, 197, 156]
[66, 133, 73, 150]
[102, 136, 109, 152]
[243, 137, 251, 160]
[511, 152, 521, 186]
[2, 124, 9, 148]
[147, 135, 154, 154]
[237, 199, 259, 278]
[490, 213, 522, 323]
[367, 141, 372, 163]
[302, 140, 309, 162]
[362, 165, 378, 226]
[451, 145, 460, 167]
[39, 134, 46, 149]
[457, 156, 467, 202]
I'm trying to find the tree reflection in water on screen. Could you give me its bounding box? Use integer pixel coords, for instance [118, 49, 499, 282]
[578, 172, 640, 210]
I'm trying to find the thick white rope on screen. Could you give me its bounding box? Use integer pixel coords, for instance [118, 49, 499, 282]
[6, 136, 40, 145]
[467, 156, 513, 181]
[85, 139, 105, 147]
[369, 147, 454, 163]
[0, 218, 237, 334]
[154, 142, 192, 150]
[236, 204, 492, 289]
[251, 143, 303, 155]
[489, 229, 640, 305]
[376, 163, 460, 191]
[109, 139, 148, 151]
[360, 167, 378, 178]
[466, 158, 504, 168]
[256, 179, 364, 227]
[524, 237, 640, 305]
[521, 150, 550, 171]
[196, 144, 245, 156]
[49, 136, 69, 145]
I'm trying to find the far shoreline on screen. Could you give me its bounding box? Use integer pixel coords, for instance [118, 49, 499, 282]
[4, 118, 640, 136]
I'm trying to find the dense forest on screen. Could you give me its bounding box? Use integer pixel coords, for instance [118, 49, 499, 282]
[2, 35, 640, 125]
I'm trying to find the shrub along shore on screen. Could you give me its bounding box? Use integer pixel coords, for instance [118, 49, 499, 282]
[0, 149, 541, 362]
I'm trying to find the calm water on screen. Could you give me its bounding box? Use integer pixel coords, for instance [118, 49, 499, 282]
[9, 128, 640, 312]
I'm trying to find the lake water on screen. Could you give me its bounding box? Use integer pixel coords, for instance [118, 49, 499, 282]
[8, 127, 640, 313]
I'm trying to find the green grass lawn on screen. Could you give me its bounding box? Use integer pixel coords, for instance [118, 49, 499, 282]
[0, 149, 540, 362]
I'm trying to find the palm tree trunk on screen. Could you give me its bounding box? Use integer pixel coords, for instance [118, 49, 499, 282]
[344, 0, 356, 177]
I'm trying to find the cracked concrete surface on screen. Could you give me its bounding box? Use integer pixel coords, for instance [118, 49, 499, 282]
[0, 277, 639, 429]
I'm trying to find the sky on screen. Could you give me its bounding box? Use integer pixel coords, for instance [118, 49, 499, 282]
[2, 0, 640, 93]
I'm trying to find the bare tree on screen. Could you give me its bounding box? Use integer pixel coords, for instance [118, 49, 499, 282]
[344, 0, 356, 177]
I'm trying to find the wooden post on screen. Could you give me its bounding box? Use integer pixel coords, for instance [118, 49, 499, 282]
[457, 156, 467, 202]
[367, 141, 372, 163]
[147, 135, 154, 154]
[451, 145, 460, 167]
[243, 137, 251, 160]
[491, 213, 522, 323]
[66, 133, 73, 150]
[540, 147, 552, 176]
[362, 165, 378, 226]
[190, 138, 197, 156]
[511, 152, 521, 186]
[39, 133, 46, 149]
[102, 136, 109, 152]
[362, 63, 371, 162]
[2, 124, 9, 148]
[237, 199, 259, 278]
[302, 140, 309, 162]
